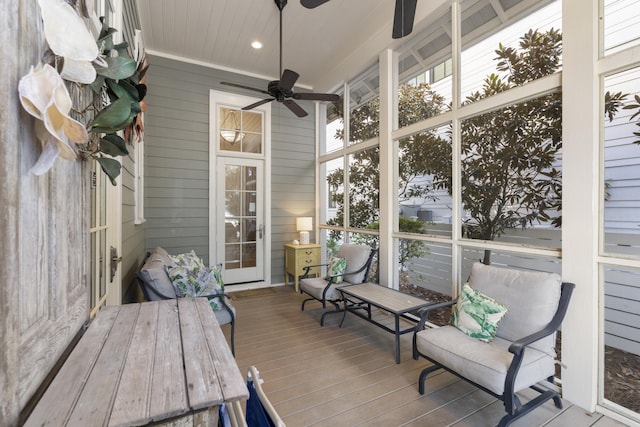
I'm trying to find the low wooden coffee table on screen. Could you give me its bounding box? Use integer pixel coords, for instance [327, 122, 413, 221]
[338, 283, 434, 364]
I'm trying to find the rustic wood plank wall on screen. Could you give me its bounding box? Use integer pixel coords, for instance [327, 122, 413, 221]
[1, 0, 90, 425]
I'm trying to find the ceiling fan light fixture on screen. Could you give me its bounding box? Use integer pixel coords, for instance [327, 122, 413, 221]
[220, 129, 245, 144]
[220, 108, 245, 144]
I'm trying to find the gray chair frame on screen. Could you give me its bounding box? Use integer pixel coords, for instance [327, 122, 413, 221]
[300, 248, 378, 325]
[412, 281, 575, 427]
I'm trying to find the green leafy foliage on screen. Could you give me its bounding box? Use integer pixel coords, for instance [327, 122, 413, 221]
[331, 29, 568, 267]
[622, 94, 640, 144]
[86, 19, 147, 185]
[96, 157, 121, 186]
[99, 134, 129, 157]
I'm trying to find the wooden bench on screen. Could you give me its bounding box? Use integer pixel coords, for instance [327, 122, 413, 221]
[24, 298, 248, 426]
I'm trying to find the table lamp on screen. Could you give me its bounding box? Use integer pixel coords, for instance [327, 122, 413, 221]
[296, 217, 312, 245]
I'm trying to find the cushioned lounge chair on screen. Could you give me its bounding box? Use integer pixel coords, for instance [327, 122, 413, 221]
[413, 262, 574, 427]
[299, 244, 377, 325]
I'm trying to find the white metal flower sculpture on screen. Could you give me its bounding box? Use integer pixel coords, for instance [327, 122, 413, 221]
[19, 0, 145, 181]
[39, 0, 99, 84]
[18, 63, 89, 175]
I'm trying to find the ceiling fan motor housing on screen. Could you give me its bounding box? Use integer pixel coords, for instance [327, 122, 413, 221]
[268, 80, 291, 101]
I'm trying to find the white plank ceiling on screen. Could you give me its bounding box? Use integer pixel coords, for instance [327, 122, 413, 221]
[135, 0, 549, 91]
[136, 0, 397, 90]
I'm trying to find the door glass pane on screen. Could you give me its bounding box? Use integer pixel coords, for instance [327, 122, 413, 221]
[99, 228, 107, 298]
[90, 162, 97, 228]
[90, 231, 97, 307]
[99, 169, 107, 226]
[224, 165, 257, 270]
[225, 245, 240, 270]
[242, 133, 262, 154]
[242, 243, 256, 268]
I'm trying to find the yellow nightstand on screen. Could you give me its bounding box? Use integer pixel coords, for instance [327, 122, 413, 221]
[284, 243, 321, 292]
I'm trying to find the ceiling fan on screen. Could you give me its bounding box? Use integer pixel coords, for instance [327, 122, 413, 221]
[301, 0, 418, 39]
[221, 0, 339, 118]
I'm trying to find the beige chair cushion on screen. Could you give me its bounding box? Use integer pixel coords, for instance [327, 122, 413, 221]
[336, 244, 372, 284]
[299, 277, 345, 301]
[469, 262, 562, 354]
[415, 325, 555, 395]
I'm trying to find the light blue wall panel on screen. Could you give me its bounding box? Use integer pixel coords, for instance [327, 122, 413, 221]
[144, 55, 316, 284]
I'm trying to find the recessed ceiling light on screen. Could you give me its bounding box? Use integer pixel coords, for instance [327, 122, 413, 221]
[251, 40, 263, 49]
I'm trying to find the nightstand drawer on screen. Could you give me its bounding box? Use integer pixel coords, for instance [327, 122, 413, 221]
[284, 243, 321, 292]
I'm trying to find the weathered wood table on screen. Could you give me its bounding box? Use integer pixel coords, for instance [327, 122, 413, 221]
[339, 283, 435, 364]
[25, 298, 248, 426]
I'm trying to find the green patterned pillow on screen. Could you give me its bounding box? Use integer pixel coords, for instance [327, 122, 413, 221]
[451, 283, 508, 342]
[326, 257, 347, 284]
[168, 250, 205, 271]
[167, 262, 225, 310]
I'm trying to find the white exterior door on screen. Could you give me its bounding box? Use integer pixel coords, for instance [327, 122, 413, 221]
[210, 90, 271, 285]
[217, 157, 264, 283]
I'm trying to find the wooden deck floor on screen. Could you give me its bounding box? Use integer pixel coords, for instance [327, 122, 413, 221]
[225, 286, 627, 427]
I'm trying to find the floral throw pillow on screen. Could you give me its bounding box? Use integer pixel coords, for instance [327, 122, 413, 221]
[451, 283, 508, 343]
[326, 257, 347, 284]
[169, 250, 205, 271]
[167, 260, 225, 310]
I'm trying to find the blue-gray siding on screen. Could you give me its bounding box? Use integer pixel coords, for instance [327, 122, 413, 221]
[144, 55, 316, 284]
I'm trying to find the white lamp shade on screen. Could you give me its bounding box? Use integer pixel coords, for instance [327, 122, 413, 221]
[296, 217, 312, 244]
[296, 217, 312, 231]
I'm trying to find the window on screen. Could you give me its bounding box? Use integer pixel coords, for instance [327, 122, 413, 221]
[602, 68, 640, 257]
[603, 0, 640, 55]
[460, 93, 562, 250]
[398, 8, 452, 128]
[219, 107, 263, 154]
[460, 0, 562, 103]
[397, 125, 452, 238]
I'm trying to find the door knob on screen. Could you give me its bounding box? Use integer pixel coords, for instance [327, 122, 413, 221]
[110, 246, 122, 282]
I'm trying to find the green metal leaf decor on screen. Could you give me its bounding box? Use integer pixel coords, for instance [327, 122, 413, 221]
[88, 97, 133, 132]
[99, 134, 129, 157]
[75, 18, 149, 186]
[96, 157, 121, 186]
[95, 56, 137, 80]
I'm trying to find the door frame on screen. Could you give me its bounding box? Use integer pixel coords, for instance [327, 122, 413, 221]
[209, 90, 272, 286]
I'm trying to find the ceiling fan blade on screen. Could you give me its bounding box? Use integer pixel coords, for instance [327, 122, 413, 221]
[293, 92, 340, 102]
[392, 0, 417, 39]
[242, 98, 275, 111]
[300, 0, 330, 9]
[283, 99, 308, 117]
[221, 81, 271, 96]
[278, 69, 299, 92]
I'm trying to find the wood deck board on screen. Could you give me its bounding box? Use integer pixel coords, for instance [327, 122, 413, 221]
[226, 286, 623, 427]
